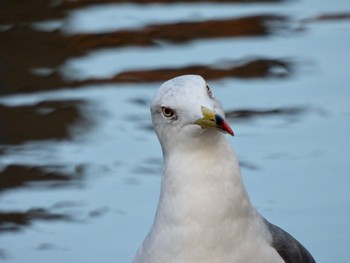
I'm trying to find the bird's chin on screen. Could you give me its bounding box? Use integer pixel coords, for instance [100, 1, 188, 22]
[181, 124, 203, 136]
[183, 124, 222, 138]
[200, 127, 225, 138]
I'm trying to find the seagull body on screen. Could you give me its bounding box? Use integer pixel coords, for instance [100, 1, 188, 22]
[133, 75, 315, 263]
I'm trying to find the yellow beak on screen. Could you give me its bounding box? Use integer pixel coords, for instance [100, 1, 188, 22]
[194, 106, 234, 136]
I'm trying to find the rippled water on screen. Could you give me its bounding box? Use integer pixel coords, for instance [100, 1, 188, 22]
[1, 0, 350, 262]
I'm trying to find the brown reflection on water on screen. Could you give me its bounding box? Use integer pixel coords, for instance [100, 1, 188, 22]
[69, 15, 287, 48]
[300, 11, 350, 24]
[0, 165, 82, 192]
[226, 107, 307, 122]
[61, 0, 286, 8]
[82, 58, 291, 85]
[0, 208, 73, 233]
[0, 100, 87, 145]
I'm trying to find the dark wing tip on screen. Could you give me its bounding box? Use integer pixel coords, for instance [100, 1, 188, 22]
[264, 218, 316, 263]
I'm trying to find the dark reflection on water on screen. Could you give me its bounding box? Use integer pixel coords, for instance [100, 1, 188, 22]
[79, 58, 292, 85]
[66, 15, 287, 48]
[132, 157, 163, 175]
[129, 98, 150, 107]
[226, 107, 307, 122]
[0, 165, 83, 192]
[0, 100, 88, 145]
[300, 11, 350, 23]
[62, 0, 286, 7]
[0, 0, 65, 24]
[0, 208, 73, 233]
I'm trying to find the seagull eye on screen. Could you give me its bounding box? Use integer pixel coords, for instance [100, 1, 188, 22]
[206, 84, 213, 98]
[161, 106, 175, 118]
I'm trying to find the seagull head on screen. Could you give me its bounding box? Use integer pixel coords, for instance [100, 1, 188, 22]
[150, 75, 233, 154]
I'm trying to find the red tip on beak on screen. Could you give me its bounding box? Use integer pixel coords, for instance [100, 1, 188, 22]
[215, 114, 234, 136]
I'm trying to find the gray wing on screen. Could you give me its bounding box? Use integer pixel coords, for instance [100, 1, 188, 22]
[264, 218, 316, 263]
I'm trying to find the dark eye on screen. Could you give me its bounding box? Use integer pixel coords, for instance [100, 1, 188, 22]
[206, 84, 213, 98]
[161, 106, 176, 118]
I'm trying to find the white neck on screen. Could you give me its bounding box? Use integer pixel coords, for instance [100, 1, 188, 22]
[156, 133, 253, 227]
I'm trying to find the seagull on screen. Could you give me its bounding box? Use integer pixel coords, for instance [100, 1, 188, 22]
[133, 75, 315, 263]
